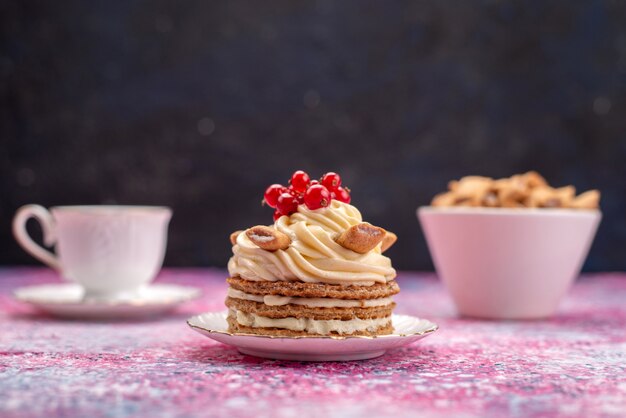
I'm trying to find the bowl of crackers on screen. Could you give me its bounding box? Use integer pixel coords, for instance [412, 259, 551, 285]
[418, 171, 601, 319]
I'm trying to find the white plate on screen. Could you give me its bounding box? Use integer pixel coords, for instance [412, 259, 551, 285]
[187, 311, 438, 361]
[14, 283, 201, 319]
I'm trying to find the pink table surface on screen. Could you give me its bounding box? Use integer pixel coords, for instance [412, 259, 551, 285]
[0, 268, 625, 418]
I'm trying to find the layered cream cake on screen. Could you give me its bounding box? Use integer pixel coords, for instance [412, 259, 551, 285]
[225, 171, 399, 337]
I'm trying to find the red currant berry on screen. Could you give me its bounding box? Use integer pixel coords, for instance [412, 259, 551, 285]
[286, 186, 305, 204]
[309, 180, 320, 186]
[263, 184, 287, 208]
[277, 192, 299, 215]
[273, 210, 283, 222]
[333, 186, 351, 204]
[290, 170, 310, 193]
[304, 185, 331, 210]
[321, 172, 342, 191]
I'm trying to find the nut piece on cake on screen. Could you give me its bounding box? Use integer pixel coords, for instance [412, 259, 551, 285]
[229, 230, 243, 245]
[381, 231, 397, 253]
[334, 222, 386, 254]
[245, 226, 291, 251]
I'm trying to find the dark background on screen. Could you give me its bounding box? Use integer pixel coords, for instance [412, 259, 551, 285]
[1, 1, 625, 271]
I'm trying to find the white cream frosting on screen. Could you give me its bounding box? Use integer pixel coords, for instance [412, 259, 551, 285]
[227, 288, 393, 308]
[232, 309, 391, 334]
[228, 200, 396, 285]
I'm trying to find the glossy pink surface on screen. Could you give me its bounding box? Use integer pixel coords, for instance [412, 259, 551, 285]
[1, 268, 625, 418]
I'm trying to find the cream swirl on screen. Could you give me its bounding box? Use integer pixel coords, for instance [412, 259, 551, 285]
[227, 200, 396, 285]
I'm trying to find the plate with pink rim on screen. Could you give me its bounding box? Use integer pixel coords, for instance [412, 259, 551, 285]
[187, 311, 438, 361]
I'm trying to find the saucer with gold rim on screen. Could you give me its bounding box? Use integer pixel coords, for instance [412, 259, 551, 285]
[187, 311, 438, 361]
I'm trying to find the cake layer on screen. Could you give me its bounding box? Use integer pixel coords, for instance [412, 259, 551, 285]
[227, 310, 393, 337]
[227, 288, 394, 308]
[227, 276, 400, 299]
[225, 296, 395, 320]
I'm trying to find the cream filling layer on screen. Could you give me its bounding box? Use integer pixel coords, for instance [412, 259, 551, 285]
[227, 288, 393, 308]
[228, 200, 396, 286]
[231, 309, 391, 335]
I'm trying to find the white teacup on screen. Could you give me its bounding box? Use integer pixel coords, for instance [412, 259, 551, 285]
[13, 205, 172, 300]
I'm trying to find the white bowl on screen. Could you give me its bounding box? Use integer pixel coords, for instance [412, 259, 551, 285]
[417, 207, 601, 319]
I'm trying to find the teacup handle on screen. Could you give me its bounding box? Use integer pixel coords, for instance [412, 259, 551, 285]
[12, 204, 61, 271]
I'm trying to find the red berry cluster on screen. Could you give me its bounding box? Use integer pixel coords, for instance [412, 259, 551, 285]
[263, 170, 351, 220]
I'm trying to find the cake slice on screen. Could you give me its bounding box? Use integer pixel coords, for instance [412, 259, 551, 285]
[225, 170, 399, 337]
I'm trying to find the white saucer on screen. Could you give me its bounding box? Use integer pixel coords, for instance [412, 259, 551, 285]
[14, 283, 201, 319]
[187, 311, 438, 361]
